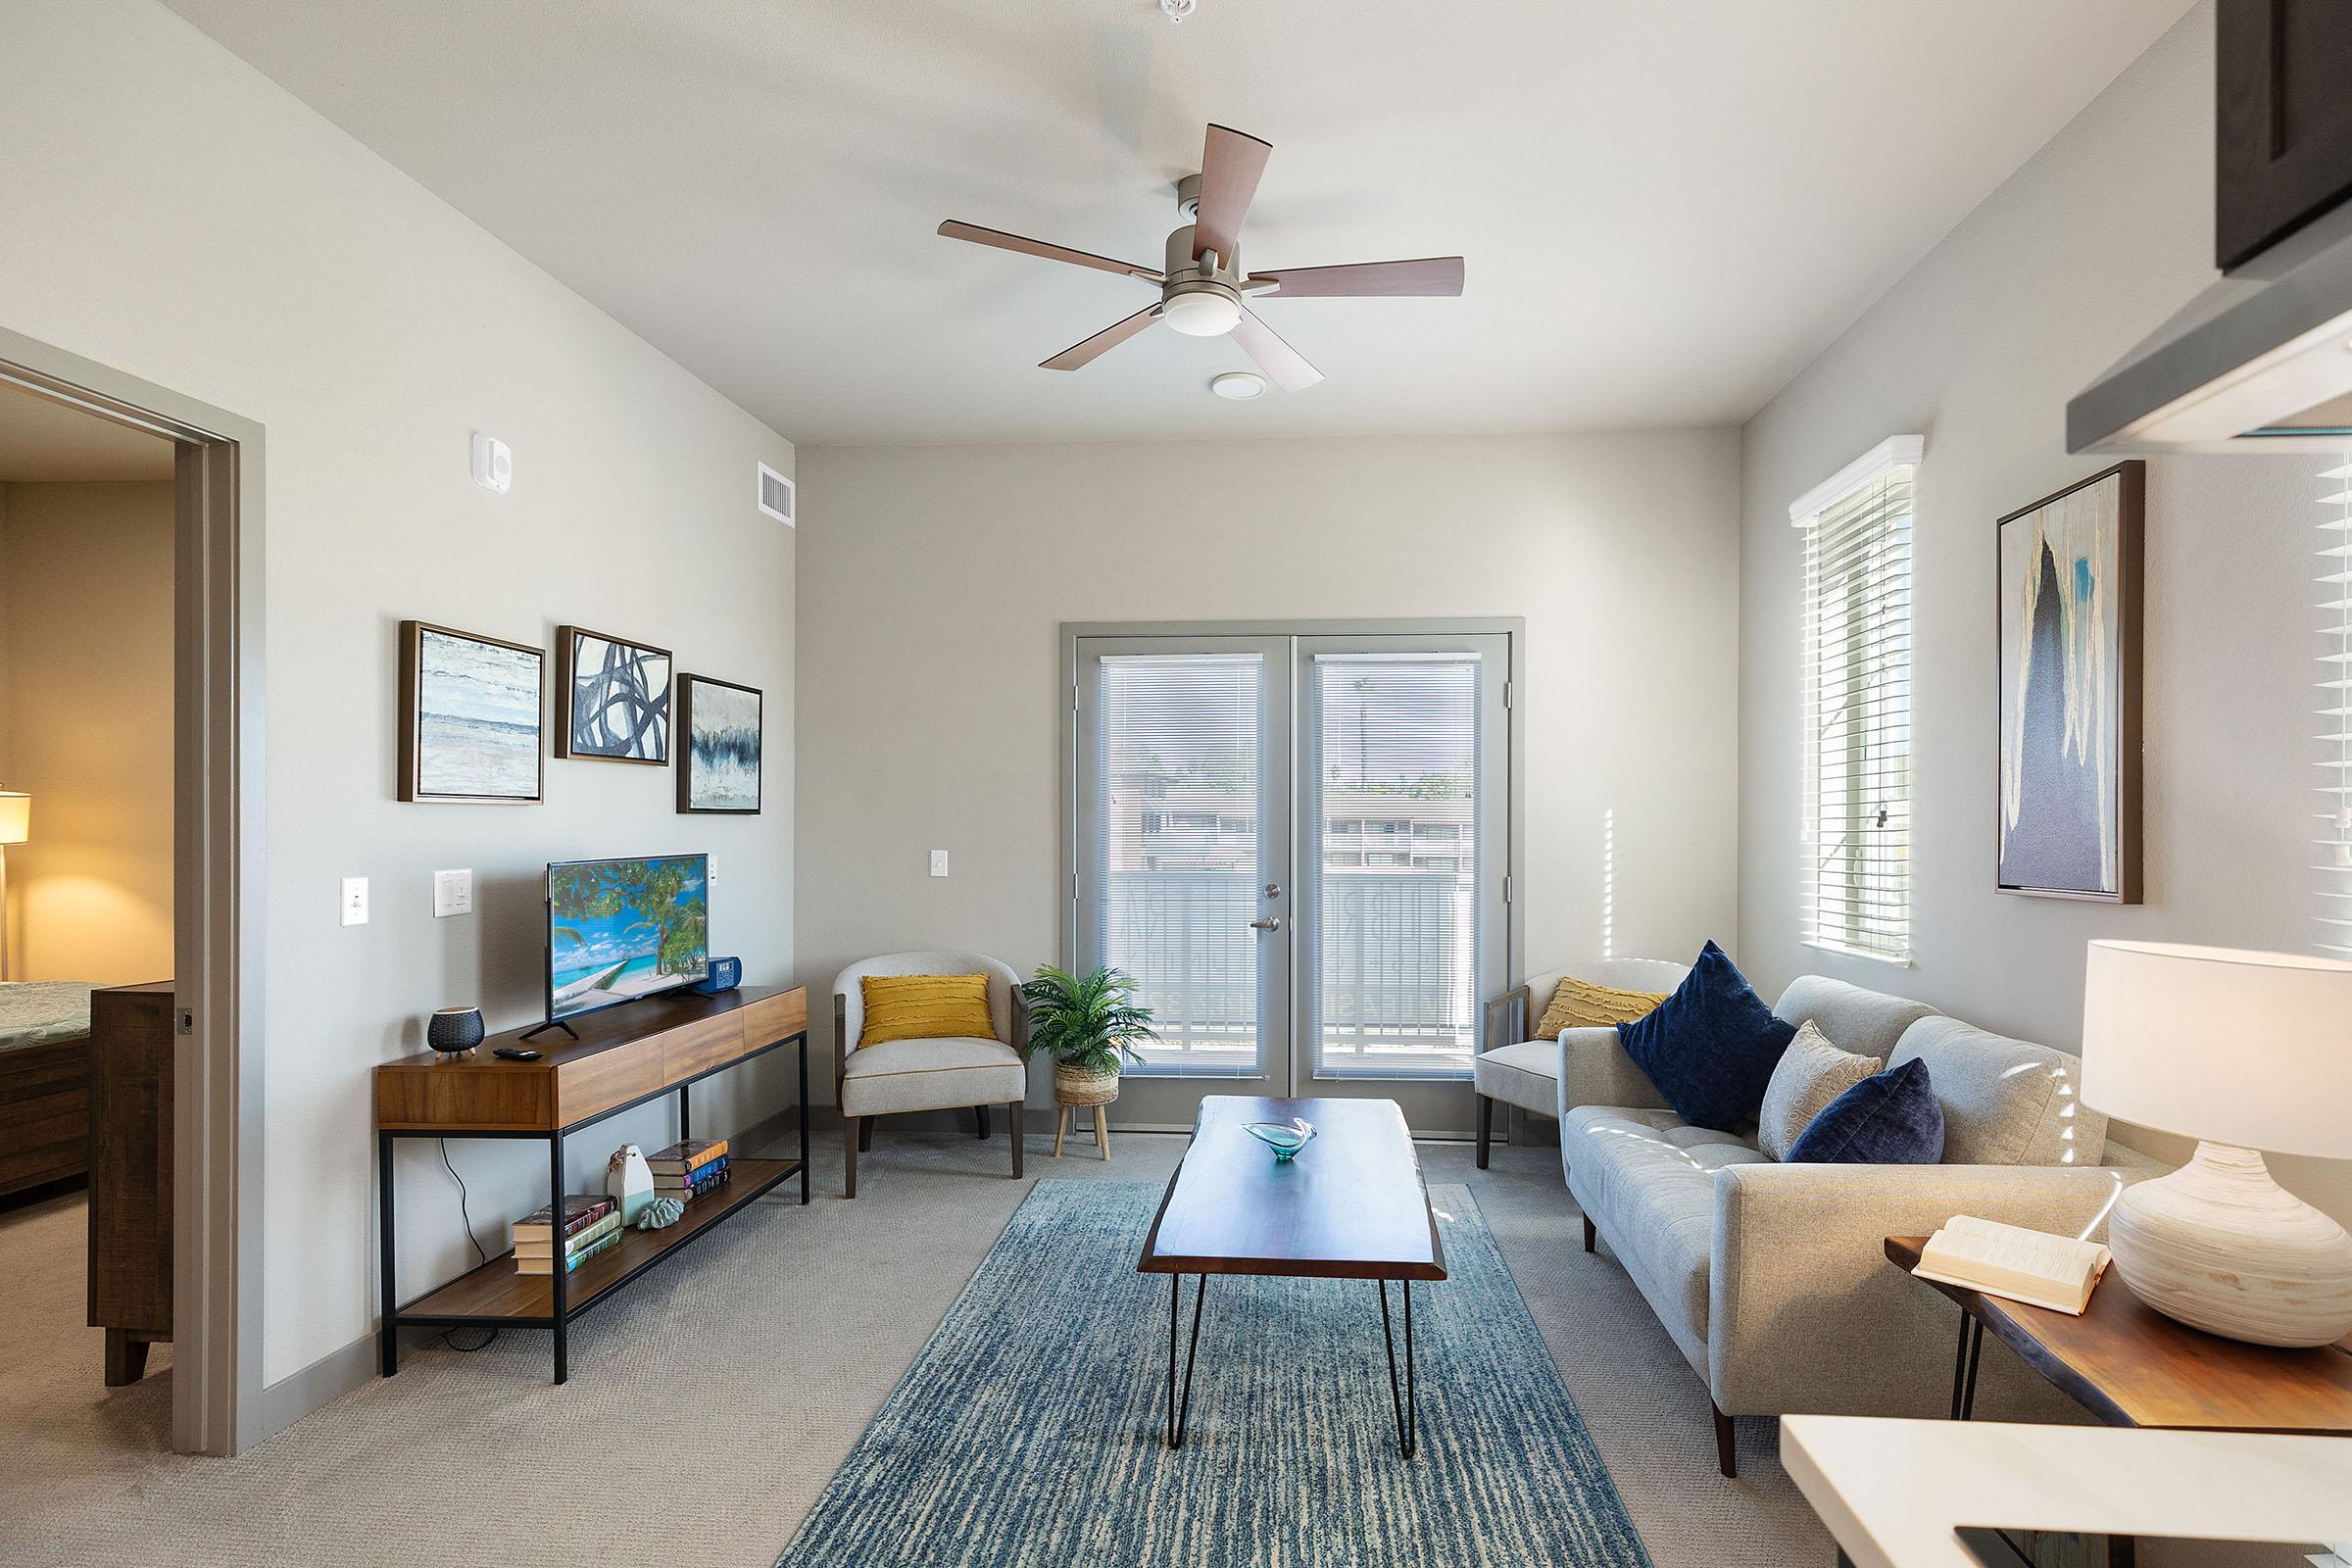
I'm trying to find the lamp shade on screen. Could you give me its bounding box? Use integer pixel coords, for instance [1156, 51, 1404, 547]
[0, 793, 26, 846]
[2081, 941, 2352, 1160]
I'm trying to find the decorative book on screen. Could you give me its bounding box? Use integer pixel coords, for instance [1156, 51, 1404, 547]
[515, 1226, 622, 1276]
[512, 1196, 616, 1246]
[655, 1153, 729, 1191]
[1913, 1214, 2112, 1315]
[514, 1209, 621, 1262]
[648, 1139, 728, 1174]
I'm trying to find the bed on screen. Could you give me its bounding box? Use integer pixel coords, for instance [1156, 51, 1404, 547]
[0, 981, 97, 1200]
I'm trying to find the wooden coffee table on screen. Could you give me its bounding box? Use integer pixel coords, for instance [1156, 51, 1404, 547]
[1139, 1095, 1446, 1456]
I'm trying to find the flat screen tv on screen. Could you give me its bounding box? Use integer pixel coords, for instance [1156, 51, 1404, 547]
[536, 853, 710, 1035]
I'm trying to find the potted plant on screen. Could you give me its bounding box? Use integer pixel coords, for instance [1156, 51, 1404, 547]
[1020, 963, 1157, 1112]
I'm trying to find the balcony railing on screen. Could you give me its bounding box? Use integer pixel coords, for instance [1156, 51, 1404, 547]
[1103, 868, 1474, 1079]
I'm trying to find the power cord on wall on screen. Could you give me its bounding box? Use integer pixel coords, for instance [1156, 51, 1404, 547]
[434, 1140, 499, 1354]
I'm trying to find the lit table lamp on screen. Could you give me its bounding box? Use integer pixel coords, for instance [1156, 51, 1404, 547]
[0, 793, 25, 982]
[2081, 941, 2352, 1348]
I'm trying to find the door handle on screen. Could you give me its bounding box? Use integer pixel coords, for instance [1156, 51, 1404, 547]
[1250, 916, 1281, 931]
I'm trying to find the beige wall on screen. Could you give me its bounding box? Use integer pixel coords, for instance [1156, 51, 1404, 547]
[795, 428, 1743, 1090]
[1737, 4, 2350, 1227]
[0, 481, 175, 983]
[1, 1, 799, 1384]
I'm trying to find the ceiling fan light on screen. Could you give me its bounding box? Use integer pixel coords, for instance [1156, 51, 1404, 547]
[1209, 371, 1266, 401]
[1162, 287, 1243, 337]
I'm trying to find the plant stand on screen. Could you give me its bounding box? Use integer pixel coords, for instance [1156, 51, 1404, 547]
[1053, 1061, 1117, 1162]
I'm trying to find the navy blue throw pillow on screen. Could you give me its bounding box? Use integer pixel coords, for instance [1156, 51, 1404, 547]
[1785, 1057, 1945, 1164]
[1614, 941, 1795, 1131]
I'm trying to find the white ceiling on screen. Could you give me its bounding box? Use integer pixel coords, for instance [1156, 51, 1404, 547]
[162, 0, 2197, 447]
[0, 379, 176, 482]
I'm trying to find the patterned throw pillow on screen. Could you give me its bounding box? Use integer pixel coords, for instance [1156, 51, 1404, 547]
[858, 973, 996, 1048]
[1757, 1020, 1880, 1160]
[1534, 975, 1671, 1039]
[1785, 1057, 1946, 1164]
[1614, 940, 1796, 1132]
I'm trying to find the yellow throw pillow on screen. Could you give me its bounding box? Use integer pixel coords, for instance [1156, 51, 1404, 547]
[858, 973, 996, 1048]
[1534, 974, 1670, 1038]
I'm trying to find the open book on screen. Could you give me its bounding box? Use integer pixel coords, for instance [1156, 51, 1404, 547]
[1912, 1214, 2112, 1315]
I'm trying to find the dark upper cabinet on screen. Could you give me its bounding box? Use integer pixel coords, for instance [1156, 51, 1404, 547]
[2217, 0, 2352, 270]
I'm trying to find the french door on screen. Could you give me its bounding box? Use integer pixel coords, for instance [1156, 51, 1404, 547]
[1070, 627, 1511, 1135]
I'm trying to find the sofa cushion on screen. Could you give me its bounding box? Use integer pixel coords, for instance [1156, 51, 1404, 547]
[1535, 975, 1670, 1038]
[839, 1035, 1024, 1117]
[1616, 941, 1795, 1131]
[1472, 1038, 1558, 1115]
[1757, 1021, 1881, 1160]
[1889, 1016, 2107, 1166]
[1564, 1105, 1771, 1352]
[1771, 975, 1939, 1063]
[1785, 1057, 1945, 1164]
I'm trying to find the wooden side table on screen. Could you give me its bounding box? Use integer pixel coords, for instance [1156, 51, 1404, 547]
[1885, 1235, 2352, 1433]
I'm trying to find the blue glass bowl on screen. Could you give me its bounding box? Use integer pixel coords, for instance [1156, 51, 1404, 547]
[1242, 1118, 1316, 1161]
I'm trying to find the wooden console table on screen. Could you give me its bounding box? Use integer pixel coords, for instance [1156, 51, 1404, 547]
[375, 985, 808, 1384]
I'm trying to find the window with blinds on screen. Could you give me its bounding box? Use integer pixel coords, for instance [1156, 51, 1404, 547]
[1305, 651, 1482, 1078]
[1792, 437, 1920, 962]
[2316, 457, 2352, 956]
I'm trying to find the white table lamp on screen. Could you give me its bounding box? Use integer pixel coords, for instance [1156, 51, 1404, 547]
[2081, 941, 2352, 1348]
[0, 793, 25, 983]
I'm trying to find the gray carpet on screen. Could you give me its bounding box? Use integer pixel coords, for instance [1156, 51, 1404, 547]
[781, 1180, 1649, 1567]
[0, 1126, 1832, 1567]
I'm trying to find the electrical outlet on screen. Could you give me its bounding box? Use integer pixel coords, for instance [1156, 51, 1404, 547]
[432, 868, 473, 918]
[706, 854, 717, 884]
[341, 876, 369, 926]
[929, 850, 950, 878]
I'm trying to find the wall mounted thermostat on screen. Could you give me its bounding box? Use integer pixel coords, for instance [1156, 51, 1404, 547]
[470, 432, 513, 493]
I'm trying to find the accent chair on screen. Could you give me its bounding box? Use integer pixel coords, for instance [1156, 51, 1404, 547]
[832, 951, 1028, 1197]
[1474, 957, 1691, 1169]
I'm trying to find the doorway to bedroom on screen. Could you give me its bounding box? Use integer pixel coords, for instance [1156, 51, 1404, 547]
[0, 373, 182, 1443]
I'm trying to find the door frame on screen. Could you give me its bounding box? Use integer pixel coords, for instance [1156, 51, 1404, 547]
[1058, 618, 1525, 1133]
[0, 326, 266, 1456]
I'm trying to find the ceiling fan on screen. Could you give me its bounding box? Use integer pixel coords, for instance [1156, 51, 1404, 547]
[937, 122, 1464, 391]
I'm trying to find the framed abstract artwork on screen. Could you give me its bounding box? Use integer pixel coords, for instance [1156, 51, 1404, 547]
[676, 674, 762, 813]
[1995, 462, 2143, 902]
[398, 620, 545, 804]
[556, 625, 672, 764]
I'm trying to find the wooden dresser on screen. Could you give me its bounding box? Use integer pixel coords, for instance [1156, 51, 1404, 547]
[87, 982, 175, 1386]
[374, 985, 808, 1384]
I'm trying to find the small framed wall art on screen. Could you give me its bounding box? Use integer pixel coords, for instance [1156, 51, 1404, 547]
[1994, 461, 2144, 902]
[556, 625, 672, 764]
[677, 674, 762, 814]
[398, 620, 546, 804]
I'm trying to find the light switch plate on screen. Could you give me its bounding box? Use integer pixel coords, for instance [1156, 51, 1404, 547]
[929, 850, 949, 878]
[432, 868, 473, 917]
[341, 876, 369, 926]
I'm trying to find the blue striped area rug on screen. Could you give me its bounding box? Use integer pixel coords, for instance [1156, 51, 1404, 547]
[777, 1179, 1650, 1568]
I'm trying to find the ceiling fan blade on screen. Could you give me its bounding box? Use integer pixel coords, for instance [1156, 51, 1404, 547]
[1193, 123, 1272, 266]
[1228, 308, 1323, 391]
[1041, 307, 1162, 371]
[938, 220, 1164, 283]
[1251, 257, 1465, 298]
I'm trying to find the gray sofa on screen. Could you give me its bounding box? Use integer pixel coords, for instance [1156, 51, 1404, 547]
[1557, 973, 2161, 1477]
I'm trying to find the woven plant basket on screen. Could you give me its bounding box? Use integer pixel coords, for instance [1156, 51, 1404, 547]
[1053, 1061, 1120, 1107]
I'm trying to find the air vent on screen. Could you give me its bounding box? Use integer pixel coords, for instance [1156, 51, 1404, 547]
[757, 462, 796, 526]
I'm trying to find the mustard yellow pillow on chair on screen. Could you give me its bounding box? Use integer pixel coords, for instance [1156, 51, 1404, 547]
[858, 973, 996, 1048]
[1534, 975, 1670, 1038]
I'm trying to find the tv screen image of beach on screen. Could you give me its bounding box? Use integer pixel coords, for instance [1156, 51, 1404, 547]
[546, 854, 710, 1023]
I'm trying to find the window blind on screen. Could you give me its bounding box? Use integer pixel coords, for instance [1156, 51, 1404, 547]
[1305, 652, 1480, 1079]
[1795, 442, 1917, 962]
[2316, 458, 2352, 956]
[1098, 653, 1264, 1076]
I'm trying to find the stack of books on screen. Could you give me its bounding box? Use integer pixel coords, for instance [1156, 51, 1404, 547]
[649, 1138, 731, 1202]
[513, 1195, 621, 1276]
